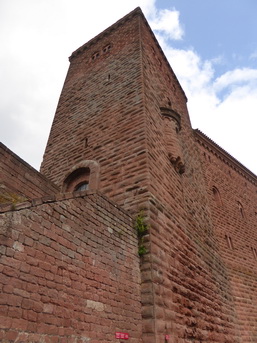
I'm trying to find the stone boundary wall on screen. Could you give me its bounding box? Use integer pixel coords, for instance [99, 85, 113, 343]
[0, 143, 59, 202]
[0, 190, 142, 343]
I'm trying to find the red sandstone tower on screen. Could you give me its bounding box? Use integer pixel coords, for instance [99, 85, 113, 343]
[41, 8, 238, 343]
[2, 7, 257, 343]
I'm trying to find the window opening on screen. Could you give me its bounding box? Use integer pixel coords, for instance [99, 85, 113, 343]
[225, 235, 233, 250]
[84, 137, 88, 148]
[103, 44, 112, 54]
[62, 160, 100, 193]
[237, 201, 245, 218]
[212, 186, 222, 206]
[75, 182, 89, 192]
[252, 247, 257, 260]
[92, 51, 100, 60]
[63, 167, 90, 192]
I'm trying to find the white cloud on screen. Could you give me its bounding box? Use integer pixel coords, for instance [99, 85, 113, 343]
[214, 68, 257, 92]
[150, 8, 184, 40]
[154, 25, 257, 174]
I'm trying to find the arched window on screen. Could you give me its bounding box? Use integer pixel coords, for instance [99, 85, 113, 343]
[63, 167, 90, 192]
[212, 186, 222, 206]
[62, 160, 100, 192]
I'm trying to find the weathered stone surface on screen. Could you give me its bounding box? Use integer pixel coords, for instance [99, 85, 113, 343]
[1, 6, 257, 343]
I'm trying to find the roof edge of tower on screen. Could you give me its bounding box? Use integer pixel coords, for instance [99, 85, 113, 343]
[69, 6, 187, 101]
[69, 7, 143, 60]
[139, 12, 187, 102]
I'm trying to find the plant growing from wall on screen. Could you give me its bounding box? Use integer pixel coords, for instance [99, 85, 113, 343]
[0, 185, 27, 205]
[134, 211, 148, 256]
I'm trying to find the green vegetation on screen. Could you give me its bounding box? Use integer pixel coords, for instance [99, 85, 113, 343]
[134, 211, 148, 256]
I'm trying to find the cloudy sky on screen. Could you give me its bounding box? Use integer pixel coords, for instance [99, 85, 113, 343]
[1, 0, 257, 174]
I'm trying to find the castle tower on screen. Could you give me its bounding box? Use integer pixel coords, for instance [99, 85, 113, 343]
[41, 8, 238, 343]
[40, 7, 188, 213]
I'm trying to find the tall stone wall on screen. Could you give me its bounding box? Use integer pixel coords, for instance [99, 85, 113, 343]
[137, 18, 239, 343]
[0, 191, 142, 343]
[196, 130, 257, 342]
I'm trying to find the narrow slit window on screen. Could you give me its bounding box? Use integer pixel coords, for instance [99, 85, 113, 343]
[225, 235, 233, 250]
[237, 201, 245, 218]
[212, 186, 222, 206]
[252, 247, 257, 260]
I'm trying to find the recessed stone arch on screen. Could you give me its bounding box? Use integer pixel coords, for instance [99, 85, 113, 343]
[62, 160, 100, 192]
